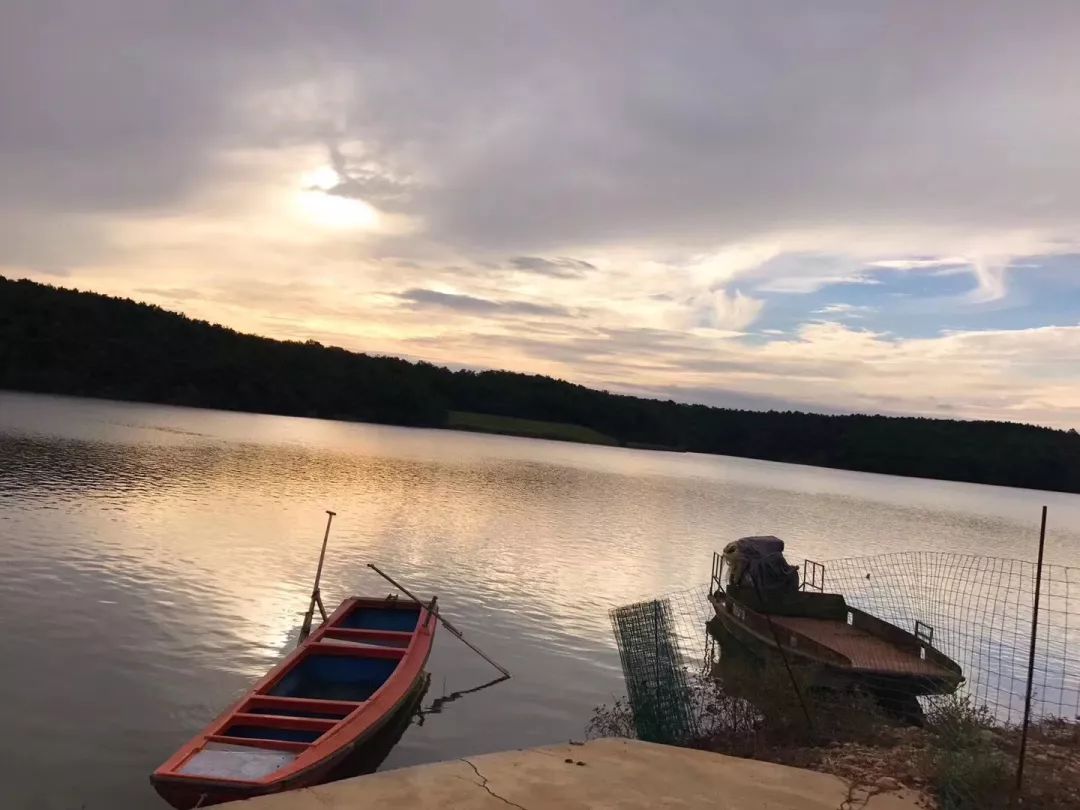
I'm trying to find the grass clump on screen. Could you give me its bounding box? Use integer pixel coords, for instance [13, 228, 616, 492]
[923, 693, 1010, 810]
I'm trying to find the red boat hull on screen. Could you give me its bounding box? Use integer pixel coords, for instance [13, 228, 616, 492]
[151, 596, 436, 808]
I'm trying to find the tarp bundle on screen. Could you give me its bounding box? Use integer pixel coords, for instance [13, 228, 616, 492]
[722, 535, 800, 597]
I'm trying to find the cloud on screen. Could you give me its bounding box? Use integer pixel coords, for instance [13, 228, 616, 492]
[509, 256, 596, 278]
[814, 303, 876, 318]
[691, 288, 764, 331]
[869, 257, 970, 271]
[970, 257, 1011, 303]
[757, 272, 882, 294]
[868, 255, 1015, 301]
[733, 251, 885, 294]
[6, 4, 1080, 260]
[396, 288, 571, 318]
[4, 3, 1080, 425]
[319, 138, 414, 209]
[401, 315, 1080, 429]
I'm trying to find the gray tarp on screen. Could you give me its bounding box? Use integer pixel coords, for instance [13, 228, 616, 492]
[722, 535, 800, 596]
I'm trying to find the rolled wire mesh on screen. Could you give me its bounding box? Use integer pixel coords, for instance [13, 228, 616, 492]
[609, 598, 700, 744]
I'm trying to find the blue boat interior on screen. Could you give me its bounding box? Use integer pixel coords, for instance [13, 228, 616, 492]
[243, 603, 422, 721]
[338, 606, 420, 632]
[269, 655, 400, 702]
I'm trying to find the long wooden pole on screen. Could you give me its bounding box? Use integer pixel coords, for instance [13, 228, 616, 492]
[367, 563, 511, 678]
[751, 575, 815, 737]
[298, 510, 336, 644]
[1015, 505, 1048, 800]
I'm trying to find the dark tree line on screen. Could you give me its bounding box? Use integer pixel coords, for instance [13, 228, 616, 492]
[3, 275, 1079, 493]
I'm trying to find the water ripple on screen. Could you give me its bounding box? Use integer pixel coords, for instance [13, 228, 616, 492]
[2, 390, 1080, 808]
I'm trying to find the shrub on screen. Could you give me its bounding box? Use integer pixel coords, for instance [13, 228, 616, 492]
[925, 692, 996, 750]
[586, 697, 637, 740]
[927, 745, 1011, 810]
[923, 693, 1010, 810]
[590, 660, 897, 754]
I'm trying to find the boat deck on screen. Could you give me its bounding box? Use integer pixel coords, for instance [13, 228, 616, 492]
[770, 616, 951, 678]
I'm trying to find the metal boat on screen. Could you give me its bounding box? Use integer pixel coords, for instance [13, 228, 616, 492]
[708, 537, 962, 704]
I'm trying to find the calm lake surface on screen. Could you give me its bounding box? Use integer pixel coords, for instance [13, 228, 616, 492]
[2, 390, 1079, 809]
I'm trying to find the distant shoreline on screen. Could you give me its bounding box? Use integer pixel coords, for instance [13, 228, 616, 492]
[6, 388, 1080, 499]
[3, 275, 1079, 494]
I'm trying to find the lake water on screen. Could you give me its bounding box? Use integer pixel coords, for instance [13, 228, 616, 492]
[2, 390, 1079, 809]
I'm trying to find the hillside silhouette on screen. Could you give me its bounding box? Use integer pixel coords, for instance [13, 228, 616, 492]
[3, 275, 1078, 493]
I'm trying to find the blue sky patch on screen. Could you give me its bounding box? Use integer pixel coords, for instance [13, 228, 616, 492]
[750, 254, 1080, 340]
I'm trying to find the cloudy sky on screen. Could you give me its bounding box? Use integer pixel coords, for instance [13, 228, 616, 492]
[4, 2, 1080, 428]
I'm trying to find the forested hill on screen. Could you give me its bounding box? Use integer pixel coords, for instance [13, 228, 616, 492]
[3, 275, 1079, 493]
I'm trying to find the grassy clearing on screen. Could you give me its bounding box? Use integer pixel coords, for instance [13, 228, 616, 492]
[446, 410, 619, 445]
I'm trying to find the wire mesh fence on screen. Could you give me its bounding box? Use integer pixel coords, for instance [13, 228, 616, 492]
[605, 549, 1080, 809]
[817, 553, 1079, 725]
[615, 552, 1080, 725]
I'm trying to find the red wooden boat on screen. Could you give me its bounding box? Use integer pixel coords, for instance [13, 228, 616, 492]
[151, 595, 436, 808]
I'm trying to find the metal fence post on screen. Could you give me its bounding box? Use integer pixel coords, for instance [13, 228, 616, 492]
[1015, 505, 1048, 801]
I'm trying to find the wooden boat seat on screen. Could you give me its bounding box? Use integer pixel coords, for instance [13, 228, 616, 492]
[205, 735, 310, 753]
[321, 627, 414, 648]
[244, 695, 363, 719]
[229, 713, 337, 732]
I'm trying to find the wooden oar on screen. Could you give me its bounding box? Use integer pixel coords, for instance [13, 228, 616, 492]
[367, 563, 511, 678]
[298, 510, 336, 644]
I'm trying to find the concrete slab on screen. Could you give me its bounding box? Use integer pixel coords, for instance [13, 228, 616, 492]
[222, 738, 923, 809]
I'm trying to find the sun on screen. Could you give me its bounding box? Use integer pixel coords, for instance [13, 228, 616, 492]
[304, 165, 341, 192]
[296, 189, 380, 230]
[294, 166, 380, 231]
